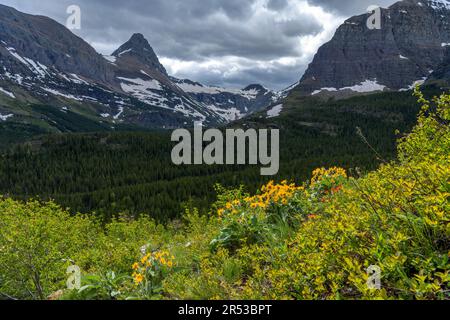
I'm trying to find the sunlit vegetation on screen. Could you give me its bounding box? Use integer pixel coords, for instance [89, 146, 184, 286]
[1, 89, 448, 300]
[0, 89, 431, 222]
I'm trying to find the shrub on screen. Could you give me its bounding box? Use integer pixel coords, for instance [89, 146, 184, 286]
[1, 90, 448, 300]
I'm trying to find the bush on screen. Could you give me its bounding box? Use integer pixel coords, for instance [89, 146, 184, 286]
[0, 90, 448, 300]
[163, 90, 449, 300]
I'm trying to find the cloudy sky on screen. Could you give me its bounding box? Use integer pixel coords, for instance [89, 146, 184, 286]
[1, 0, 397, 89]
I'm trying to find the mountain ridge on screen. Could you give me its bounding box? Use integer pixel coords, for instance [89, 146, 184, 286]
[1, 1, 450, 135]
[293, 0, 450, 97]
[0, 4, 279, 133]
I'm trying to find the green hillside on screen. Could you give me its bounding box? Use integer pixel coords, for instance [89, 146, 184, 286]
[0, 89, 448, 300]
[0, 88, 439, 222]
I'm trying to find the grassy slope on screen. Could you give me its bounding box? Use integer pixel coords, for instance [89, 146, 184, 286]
[0, 90, 448, 300]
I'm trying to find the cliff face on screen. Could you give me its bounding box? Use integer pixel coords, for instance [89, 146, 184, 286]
[428, 47, 450, 86]
[0, 4, 115, 85]
[0, 5, 276, 130]
[296, 0, 450, 95]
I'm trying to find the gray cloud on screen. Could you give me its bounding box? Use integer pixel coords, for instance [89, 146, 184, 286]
[0, 0, 399, 89]
[306, 0, 397, 15]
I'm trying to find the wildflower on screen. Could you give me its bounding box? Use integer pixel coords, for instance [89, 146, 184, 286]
[134, 273, 144, 285]
[132, 262, 139, 271]
[141, 254, 150, 264]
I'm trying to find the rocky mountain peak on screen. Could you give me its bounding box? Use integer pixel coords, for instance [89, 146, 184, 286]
[0, 3, 114, 85]
[112, 33, 167, 75]
[394, 0, 450, 11]
[424, 0, 450, 10]
[120, 33, 151, 51]
[243, 84, 268, 95]
[294, 0, 450, 97]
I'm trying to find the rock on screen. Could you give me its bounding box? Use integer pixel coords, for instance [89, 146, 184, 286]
[295, 0, 450, 95]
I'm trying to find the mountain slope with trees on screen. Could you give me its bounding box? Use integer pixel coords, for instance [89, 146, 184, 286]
[0, 87, 438, 221]
[0, 89, 448, 300]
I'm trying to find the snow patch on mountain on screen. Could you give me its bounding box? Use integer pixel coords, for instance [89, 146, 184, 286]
[70, 73, 89, 85]
[312, 87, 338, 95]
[399, 77, 428, 91]
[267, 104, 283, 118]
[342, 80, 386, 93]
[41, 87, 83, 101]
[0, 87, 15, 99]
[177, 82, 262, 100]
[0, 113, 13, 121]
[312, 80, 386, 95]
[113, 106, 124, 120]
[6, 47, 49, 78]
[428, 0, 450, 10]
[206, 104, 243, 121]
[118, 77, 163, 92]
[117, 48, 132, 56]
[103, 55, 117, 64]
[2, 71, 24, 85]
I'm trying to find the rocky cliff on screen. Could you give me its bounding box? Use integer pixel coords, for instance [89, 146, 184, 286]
[295, 0, 450, 96]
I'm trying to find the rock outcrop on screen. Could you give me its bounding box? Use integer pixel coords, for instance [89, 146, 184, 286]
[295, 0, 450, 96]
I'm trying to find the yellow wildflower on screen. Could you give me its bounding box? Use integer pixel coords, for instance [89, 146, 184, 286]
[134, 273, 144, 285]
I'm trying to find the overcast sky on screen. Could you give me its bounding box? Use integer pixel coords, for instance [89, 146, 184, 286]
[0, 0, 397, 89]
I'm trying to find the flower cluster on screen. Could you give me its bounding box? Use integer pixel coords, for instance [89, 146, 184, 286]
[245, 180, 303, 209]
[311, 167, 347, 187]
[309, 167, 347, 200]
[216, 181, 302, 218]
[132, 250, 175, 285]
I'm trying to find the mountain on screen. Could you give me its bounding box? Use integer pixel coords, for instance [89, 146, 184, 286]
[294, 0, 450, 97]
[172, 79, 280, 121]
[112, 33, 168, 76]
[0, 4, 114, 85]
[428, 46, 450, 86]
[0, 5, 277, 136]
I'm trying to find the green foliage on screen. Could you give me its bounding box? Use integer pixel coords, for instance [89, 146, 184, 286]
[0, 200, 170, 300]
[0, 199, 99, 299]
[0, 89, 448, 300]
[63, 271, 130, 300]
[166, 90, 449, 300]
[0, 89, 429, 222]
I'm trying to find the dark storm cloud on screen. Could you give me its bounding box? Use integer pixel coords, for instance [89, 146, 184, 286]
[3, 0, 322, 59]
[0, 0, 399, 89]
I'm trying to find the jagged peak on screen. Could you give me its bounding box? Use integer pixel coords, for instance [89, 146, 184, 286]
[426, 0, 450, 10]
[112, 33, 167, 75]
[395, 0, 450, 10]
[242, 84, 269, 94]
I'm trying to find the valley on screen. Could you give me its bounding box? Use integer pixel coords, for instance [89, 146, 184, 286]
[0, 0, 449, 302]
[0, 0, 448, 223]
[0, 88, 431, 222]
